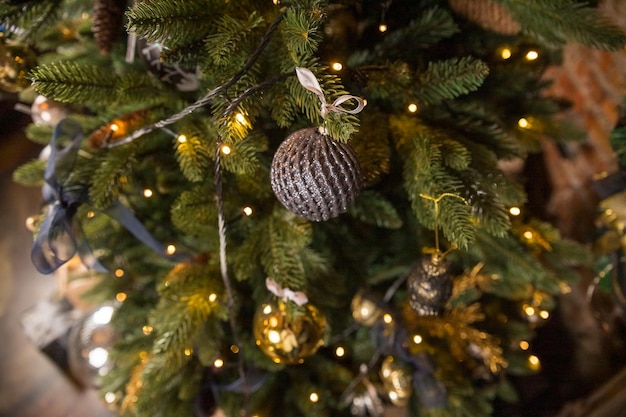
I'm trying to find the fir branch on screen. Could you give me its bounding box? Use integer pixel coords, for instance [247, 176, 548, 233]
[175, 135, 213, 182]
[126, 0, 219, 46]
[12, 158, 46, 187]
[349, 190, 403, 229]
[1, 0, 63, 41]
[417, 57, 489, 106]
[29, 61, 119, 105]
[206, 12, 265, 67]
[89, 146, 136, 209]
[501, 0, 626, 50]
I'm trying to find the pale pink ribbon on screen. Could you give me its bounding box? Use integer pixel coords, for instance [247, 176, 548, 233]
[265, 278, 309, 306]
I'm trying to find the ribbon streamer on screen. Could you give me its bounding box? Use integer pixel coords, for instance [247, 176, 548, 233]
[31, 119, 188, 274]
[295, 67, 366, 119]
[265, 278, 309, 306]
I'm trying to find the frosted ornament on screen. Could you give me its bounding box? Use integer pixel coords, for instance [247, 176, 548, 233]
[31, 95, 69, 126]
[270, 67, 366, 221]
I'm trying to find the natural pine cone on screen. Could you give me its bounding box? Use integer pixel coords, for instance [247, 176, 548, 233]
[271, 127, 363, 222]
[92, 0, 127, 55]
[448, 0, 520, 35]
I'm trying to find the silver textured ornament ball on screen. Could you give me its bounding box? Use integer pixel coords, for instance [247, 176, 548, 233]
[271, 127, 363, 221]
[407, 255, 452, 316]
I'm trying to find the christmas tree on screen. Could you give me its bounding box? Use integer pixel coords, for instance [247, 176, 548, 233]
[5, 0, 626, 416]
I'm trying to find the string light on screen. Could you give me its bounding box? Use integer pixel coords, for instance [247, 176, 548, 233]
[309, 392, 319, 403]
[209, 293, 218, 302]
[110, 123, 119, 132]
[143, 188, 153, 198]
[115, 268, 124, 278]
[383, 313, 393, 324]
[331, 62, 343, 71]
[88, 347, 109, 368]
[184, 348, 193, 356]
[407, 103, 418, 113]
[523, 305, 536, 317]
[500, 47, 512, 60]
[235, 113, 247, 125]
[166, 244, 176, 255]
[213, 358, 224, 367]
[335, 346, 345, 357]
[243, 206, 253, 216]
[523, 230, 534, 240]
[525, 50, 539, 61]
[25, 216, 36, 231]
[379, 23, 388, 32]
[104, 392, 116, 404]
[509, 206, 521, 216]
[519, 340, 530, 350]
[230, 345, 240, 354]
[177, 134, 187, 143]
[528, 354, 541, 371]
[116, 292, 127, 302]
[539, 310, 550, 319]
[518, 117, 530, 128]
[93, 305, 115, 324]
[142, 325, 153, 335]
[221, 144, 232, 155]
[87, 210, 96, 218]
[272, 0, 279, 4]
[412, 334, 423, 344]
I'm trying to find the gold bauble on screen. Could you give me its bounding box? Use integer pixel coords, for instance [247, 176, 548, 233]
[351, 290, 383, 326]
[379, 356, 412, 407]
[253, 299, 326, 364]
[0, 40, 36, 93]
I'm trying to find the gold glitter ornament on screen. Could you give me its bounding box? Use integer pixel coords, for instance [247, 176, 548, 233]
[407, 255, 452, 316]
[0, 39, 37, 93]
[253, 299, 326, 364]
[351, 290, 384, 326]
[379, 356, 412, 407]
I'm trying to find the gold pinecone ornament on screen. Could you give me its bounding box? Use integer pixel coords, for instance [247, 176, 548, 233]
[448, 0, 521, 35]
[92, 0, 128, 54]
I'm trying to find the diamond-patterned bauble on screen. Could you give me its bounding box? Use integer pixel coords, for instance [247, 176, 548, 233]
[271, 127, 363, 222]
[253, 299, 326, 364]
[0, 40, 36, 93]
[407, 255, 452, 316]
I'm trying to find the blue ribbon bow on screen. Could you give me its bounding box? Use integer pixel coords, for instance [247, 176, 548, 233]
[31, 119, 188, 274]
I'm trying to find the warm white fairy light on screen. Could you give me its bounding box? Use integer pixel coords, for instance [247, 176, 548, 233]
[335, 346, 345, 357]
[413, 334, 423, 344]
[230, 345, 240, 354]
[88, 347, 109, 368]
[539, 310, 550, 319]
[143, 188, 153, 198]
[221, 144, 232, 155]
[519, 340, 530, 350]
[526, 50, 539, 61]
[142, 325, 153, 335]
[379, 23, 388, 32]
[235, 112, 247, 125]
[523, 230, 534, 240]
[184, 348, 193, 356]
[93, 305, 115, 324]
[177, 134, 187, 143]
[383, 313, 393, 324]
[209, 293, 218, 302]
[331, 62, 343, 71]
[166, 244, 176, 255]
[243, 206, 253, 216]
[500, 47, 512, 59]
[114, 268, 124, 278]
[110, 123, 119, 132]
[407, 103, 418, 113]
[87, 210, 96, 218]
[309, 392, 319, 403]
[528, 354, 541, 371]
[116, 292, 127, 302]
[524, 305, 536, 317]
[104, 392, 116, 404]
[509, 206, 521, 216]
[213, 358, 224, 367]
[518, 117, 529, 128]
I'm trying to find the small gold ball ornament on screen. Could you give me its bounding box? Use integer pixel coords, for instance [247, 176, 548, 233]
[351, 290, 383, 326]
[0, 39, 37, 93]
[253, 299, 326, 364]
[379, 356, 412, 407]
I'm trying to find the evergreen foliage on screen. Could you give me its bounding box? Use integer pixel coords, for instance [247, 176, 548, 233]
[6, 0, 624, 417]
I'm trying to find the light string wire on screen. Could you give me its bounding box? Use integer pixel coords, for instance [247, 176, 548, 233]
[105, 12, 285, 149]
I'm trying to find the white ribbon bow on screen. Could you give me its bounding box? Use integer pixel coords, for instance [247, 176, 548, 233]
[265, 277, 309, 306]
[295, 67, 367, 119]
